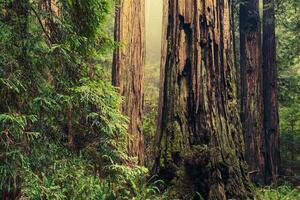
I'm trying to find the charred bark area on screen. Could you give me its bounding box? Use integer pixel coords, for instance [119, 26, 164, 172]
[240, 0, 265, 183]
[262, 0, 280, 185]
[154, 0, 252, 199]
[112, 0, 145, 164]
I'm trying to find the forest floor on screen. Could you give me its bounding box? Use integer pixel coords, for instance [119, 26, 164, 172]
[255, 184, 300, 199]
[254, 164, 300, 199]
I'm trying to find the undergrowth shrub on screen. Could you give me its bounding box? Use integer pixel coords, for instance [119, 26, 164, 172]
[0, 0, 168, 199]
[18, 143, 166, 199]
[255, 185, 300, 200]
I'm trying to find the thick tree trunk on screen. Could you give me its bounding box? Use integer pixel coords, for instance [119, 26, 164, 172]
[112, 0, 145, 164]
[154, 0, 252, 199]
[262, 0, 280, 185]
[240, 0, 265, 183]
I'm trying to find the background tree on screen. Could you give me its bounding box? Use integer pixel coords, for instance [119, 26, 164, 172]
[142, 0, 164, 167]
[263, 0, 280, 184]
[113, 0, 145, 164]
[152, 0, 167, 171]
[154, 0, 252, 199]
[240, 0, 265, 183]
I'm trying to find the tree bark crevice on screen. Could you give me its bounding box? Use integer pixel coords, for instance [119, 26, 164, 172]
[112, 0, 145, 164]
[262, 0, 280, 184]
[240, 0, 265, 184]
[154, 0, 252, 199]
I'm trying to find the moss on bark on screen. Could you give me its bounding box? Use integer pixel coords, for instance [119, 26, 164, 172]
[154, 0, 253, 199]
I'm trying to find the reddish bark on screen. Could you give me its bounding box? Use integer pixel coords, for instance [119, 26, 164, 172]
[240, 0, 265, 183]
[112, 0, 145, 164]
[154, 0, 252, 199]
[263, 0, 280, 184]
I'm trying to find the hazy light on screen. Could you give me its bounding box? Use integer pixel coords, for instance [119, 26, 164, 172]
[145, 0, 163, 65]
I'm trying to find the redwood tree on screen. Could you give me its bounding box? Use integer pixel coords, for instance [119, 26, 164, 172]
[154, 0, 252, 199]
[155, 0, 168, 149]
[263, 0, 280, 184]
[240, 0, 265, 183]
[112, 0, 145, 164]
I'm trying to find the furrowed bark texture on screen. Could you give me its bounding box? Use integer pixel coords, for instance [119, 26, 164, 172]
[240, 0, 265, 183]
[154, 0, 252, 199]
[112, 0, 145, 164]
[262, 0, 280, 184]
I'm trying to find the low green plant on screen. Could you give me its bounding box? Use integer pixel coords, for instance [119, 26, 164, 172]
[20, 151, 115, 200]
[18, 146, 168, 200]
[0, 0, 163, 199]
[255, 185, 300, 200]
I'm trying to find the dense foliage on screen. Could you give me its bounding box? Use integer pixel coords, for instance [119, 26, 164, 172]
[276, 0, 300, 177]
[0, 0, 165, 199]
[255, 185, 300, 200]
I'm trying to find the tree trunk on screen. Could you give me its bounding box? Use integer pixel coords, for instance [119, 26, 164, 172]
[41, 0, 61, 43]
[154, 0, 252, 199]
[152, 0, 168, 174]
[240, 0, 265, 183]
[262, 0, 280, 185]
[112, 0, 145, 164]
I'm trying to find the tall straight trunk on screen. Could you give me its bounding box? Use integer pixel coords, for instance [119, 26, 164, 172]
[112, 0, 145, 164]
[240, 0, 265, 183]
[153, 0, 168, 174]
[154, 0, 252, 199]
[262, 0, 280, 184]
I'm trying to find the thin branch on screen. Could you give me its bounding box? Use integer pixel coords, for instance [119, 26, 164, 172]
[30, 5, 53, 44]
